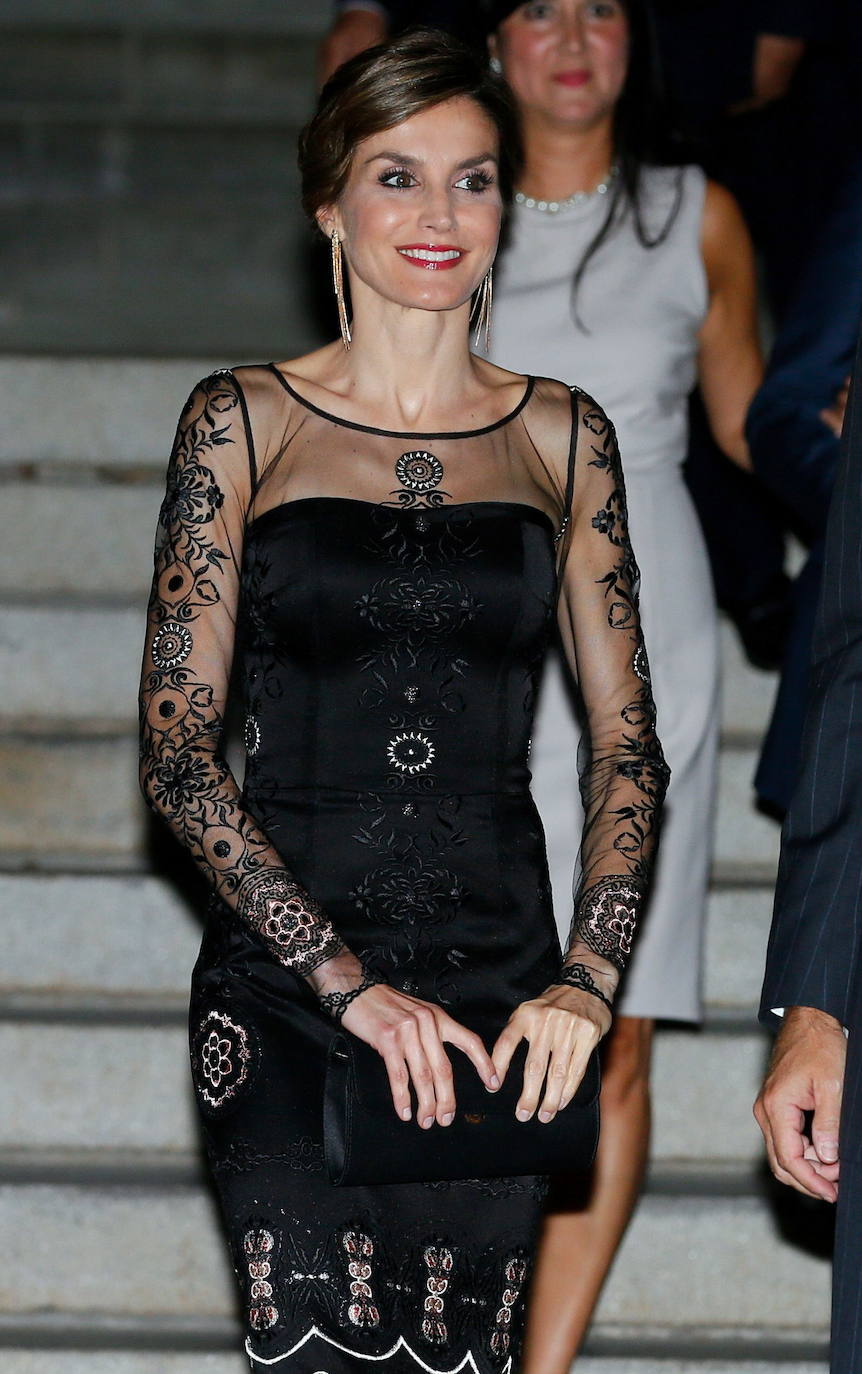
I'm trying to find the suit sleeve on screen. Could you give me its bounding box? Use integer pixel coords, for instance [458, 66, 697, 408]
[746, 160, 862, 536]
[760, 326, 862, 1027]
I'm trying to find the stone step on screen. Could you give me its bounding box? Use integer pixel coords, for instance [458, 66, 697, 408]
[0, 873, 775, 1011]
[0, 486, 160, 600]
[0, 197, 325, 355]
[0, 875, 201, 998]
[579, 1365, 826, 1374]
[0, 1357, 247, 1374]
[0, 1018, 770, 1163]
[0, 1184, 831, 1331]
[705, 886, 773, 1010]
[0, 732, 142, 863]
[0, 727, 779, 873]
[0, 38, 316, 130]
[0, 0, 329, 35]
[0, 358, 221, 467]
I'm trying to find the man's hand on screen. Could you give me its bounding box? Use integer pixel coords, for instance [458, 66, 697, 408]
[754, 1005, 847, 1203]
[821, 375, 851, 439]
[318, 8, 389, 88]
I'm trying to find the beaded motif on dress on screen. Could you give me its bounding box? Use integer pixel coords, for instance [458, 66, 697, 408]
[240, 1219, 529, 1372]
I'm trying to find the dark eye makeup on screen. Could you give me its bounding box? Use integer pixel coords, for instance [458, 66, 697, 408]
[377, 167, 495, 193]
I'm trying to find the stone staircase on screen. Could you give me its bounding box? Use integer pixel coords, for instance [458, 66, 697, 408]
[0, 2, 835, 1371]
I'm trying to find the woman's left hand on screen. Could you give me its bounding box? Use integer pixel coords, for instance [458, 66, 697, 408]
[491, 985, 612, 1123]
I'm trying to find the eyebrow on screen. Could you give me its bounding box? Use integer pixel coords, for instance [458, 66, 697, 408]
[363, 150, 499, 169]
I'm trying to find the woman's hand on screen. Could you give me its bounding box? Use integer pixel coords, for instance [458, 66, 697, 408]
[491, 984, 612, 1124]
[341, 983, 499, 1128]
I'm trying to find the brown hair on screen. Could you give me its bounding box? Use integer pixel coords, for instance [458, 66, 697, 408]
[299, 28, 522, 231]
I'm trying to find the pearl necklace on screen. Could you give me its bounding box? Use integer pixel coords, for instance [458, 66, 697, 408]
[514, 165, 619, 215]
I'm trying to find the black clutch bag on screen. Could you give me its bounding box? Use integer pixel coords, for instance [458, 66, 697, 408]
[324, 1032, 600, 1186]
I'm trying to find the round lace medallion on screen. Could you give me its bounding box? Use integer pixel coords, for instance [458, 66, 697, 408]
[193, 1009, 253, 1110]
[151, 620, 193, 670]
[387, 730, 435, 775]
[395, 450, 443, 493]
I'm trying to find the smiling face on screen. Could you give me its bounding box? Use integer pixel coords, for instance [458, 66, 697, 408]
[493, 0, 630, 133]
[319, 96, 503, 318]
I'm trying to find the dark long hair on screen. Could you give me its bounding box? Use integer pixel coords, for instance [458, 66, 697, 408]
[492, 0, 683, 327]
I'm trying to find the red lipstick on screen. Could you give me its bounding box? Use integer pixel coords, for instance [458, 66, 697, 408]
[396, 243, 466, 271]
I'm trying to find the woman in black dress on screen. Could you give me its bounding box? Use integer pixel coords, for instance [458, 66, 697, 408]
[139, 32, 668, 1373]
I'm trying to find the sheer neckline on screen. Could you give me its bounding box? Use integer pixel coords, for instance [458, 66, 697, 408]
[268, 364, 536, 440]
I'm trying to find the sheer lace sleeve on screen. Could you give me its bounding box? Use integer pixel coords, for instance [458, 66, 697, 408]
[138, 370, 378, 1017]
[553, 390, 670, 1009]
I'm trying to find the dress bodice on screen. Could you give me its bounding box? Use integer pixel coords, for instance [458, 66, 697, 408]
[240, 497, 557, 800]
[140, 364, 667, 998]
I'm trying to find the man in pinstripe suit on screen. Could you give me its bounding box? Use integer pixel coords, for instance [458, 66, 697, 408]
[756, 322, 862, 1373]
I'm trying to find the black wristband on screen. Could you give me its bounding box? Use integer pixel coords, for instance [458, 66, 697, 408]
[556, 963, 614, 1014]
[318, 968, 383, 1022]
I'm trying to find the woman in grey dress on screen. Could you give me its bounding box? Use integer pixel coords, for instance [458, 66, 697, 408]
[485, 2, 764, 1368]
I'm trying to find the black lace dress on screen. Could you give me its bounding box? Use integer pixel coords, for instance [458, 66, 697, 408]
[139, 364, 668, 1372]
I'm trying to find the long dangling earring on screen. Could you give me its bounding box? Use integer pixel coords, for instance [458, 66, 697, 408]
[330, 227, 352, 350]
[471, 267, 493, 354]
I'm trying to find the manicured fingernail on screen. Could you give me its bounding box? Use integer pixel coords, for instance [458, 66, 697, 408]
[538, 1110, 553, 1123]
[489, 1074, 501, 1090]
[401, 1108, 411, 1121]
[422, 1115, 434, 1130]
[442, 1112, 455, 1127]
[516, 1108, 531, 1122]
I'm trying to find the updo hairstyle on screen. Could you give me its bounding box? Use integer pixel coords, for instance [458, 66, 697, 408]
[299, 29, 522, 233]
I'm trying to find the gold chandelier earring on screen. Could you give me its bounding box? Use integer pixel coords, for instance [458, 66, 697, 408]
[471, 266, 493, 354]
[330, 227, 352, 350]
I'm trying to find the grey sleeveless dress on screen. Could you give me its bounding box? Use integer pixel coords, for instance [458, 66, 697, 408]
[492, 164, 718, 1022]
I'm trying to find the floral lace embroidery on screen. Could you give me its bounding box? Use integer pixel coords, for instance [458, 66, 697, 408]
[565, 393, 670, 975]
[192, 1010, 252, 1110]
[576, 874, 644, 970]
[140, 372, 359, 1003]
[350, 793, 470, 1006]
[236, 868, 345, 977]
[212, 1135, 325, 1176]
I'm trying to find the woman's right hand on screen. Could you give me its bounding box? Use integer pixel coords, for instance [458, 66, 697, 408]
[341, 983, 500, 1129]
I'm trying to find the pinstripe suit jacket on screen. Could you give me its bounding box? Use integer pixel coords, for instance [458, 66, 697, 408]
[760, 325, 862, 1146]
